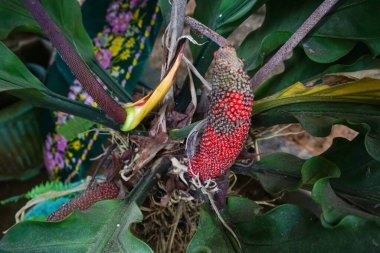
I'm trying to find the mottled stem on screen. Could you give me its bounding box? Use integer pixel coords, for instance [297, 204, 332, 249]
[23, 0, 126, 124]
[167, 0, 187, 66]
[162, 0, 187, 103]
[250, 0, 340, 90]
[185, 16, 231, 48]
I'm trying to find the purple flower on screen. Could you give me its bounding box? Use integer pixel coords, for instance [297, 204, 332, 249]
[111, 12, 132, 34]
[106, 1, 121, 23]
[84, 95, 94, 106]
[96, 49, 112, 68]
[56, 134, 68, 152]
[43, 149, 55, 171]
[45, 134, 53, 150]
[130, 0, 140, 8]
[55, 153, 65, 169]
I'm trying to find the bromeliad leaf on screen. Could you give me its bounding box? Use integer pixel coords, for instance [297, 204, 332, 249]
[0, 200, 153, 253]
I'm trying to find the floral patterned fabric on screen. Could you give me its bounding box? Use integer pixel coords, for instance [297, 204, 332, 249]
[44, 0, 161, 182]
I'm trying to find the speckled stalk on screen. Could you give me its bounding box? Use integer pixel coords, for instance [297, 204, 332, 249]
[47, 182, 119, 221]
[23, 0, 126, 124]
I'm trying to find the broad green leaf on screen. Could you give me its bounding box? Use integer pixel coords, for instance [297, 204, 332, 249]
[320, 137, 380, 217]
[235, 152, 303, 194]
[252, 77, 380, 161]
[0, 47, 44, 93]
[253, 79, 380, 114]
[303, 37, 356, 64]
[0, 0, 40, 39]
[313, 178, 380, 227]
[233, 135, 380, 224]
[187, 197, 261, 253]
[0, 0, 131, 102]
[187, 197, 380, 253]
[239, 0, 380, 71]
[0, 158, 170, 252]
[232, 153, 339, 195]
[301, 156, 340, 185]
[57, 117, 96, 142]
[0, 200, 153, 253]
[0, 42, 117, 128]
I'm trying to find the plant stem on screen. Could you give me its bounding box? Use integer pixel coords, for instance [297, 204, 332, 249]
[22, 0, 126, 124]
[166, 0, 187, 67]
[250, 0, 340, 90]
[162, 0, 187, 104]
[184, 16, 231, 48]
[87, 143, 117, 189]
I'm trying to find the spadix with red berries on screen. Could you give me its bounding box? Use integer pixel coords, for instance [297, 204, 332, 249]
[188, 47, 253, 181]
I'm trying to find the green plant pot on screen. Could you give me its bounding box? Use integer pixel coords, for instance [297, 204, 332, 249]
[0, 101, 43, 181]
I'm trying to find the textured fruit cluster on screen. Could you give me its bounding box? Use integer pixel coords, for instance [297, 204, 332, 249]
[188, 47, 253, 181]
[47, 182, 119, 221]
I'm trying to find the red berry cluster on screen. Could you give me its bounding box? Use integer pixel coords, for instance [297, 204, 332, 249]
[212, 91, 252, 122]
[47, 182, 119, 222]
[188, 47, 253, 181]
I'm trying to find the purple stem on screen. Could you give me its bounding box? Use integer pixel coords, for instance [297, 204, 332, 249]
[23, 0, 126, 124]
[185, 16, 231, 48]
[250, 0, 340, 90]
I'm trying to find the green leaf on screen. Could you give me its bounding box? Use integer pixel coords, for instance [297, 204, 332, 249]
[0, 42, 45, 93]
[0, 158, 170, 252]
[320, 136, 380, 217]
[239, 0, 380, 71]
[0, 0, 40, 39]
[0, 42, 118, 128]
[303, 37, 356, 64]
[254, 50, 380, 100]
[252, 77, 380, 161]
[0, 0, 131, 102]
[187, 197, 261, 253]
[57, 117, 96, 142]
[312, 178, 380, 227]
[0, 200, 153, 253]
[233, 153, 339, 195]
[301, 156, 340, 185]
[158, 0, 171, 24]
[234, 134, 380, 223]
[240, 153, 304, 194]
[168, 121, 201, 140]
[187, 197, 380, 253]
[25, 181, 74, 199]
